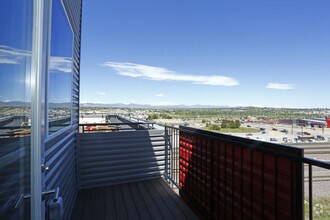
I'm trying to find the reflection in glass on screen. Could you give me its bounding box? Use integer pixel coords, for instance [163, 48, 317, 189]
[0, 0, 32, 219]
[48, 0, 73, 134]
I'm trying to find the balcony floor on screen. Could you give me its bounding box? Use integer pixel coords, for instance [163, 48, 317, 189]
[71, 178, 199, 220]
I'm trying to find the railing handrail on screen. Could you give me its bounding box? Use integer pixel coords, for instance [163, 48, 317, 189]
[79, 122, 155, 126]
[78, 122, 156, 133]
[0, 126, 31, 130]
[117, 115, 156, 124]
[302, 156, 330, 169]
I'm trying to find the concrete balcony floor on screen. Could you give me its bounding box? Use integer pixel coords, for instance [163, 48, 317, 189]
[71, 178, 198, 220]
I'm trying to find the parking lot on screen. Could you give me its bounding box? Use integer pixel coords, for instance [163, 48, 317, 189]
[232, 122, 330, 144]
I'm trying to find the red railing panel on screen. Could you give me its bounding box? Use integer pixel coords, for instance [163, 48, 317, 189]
[178, 127, 303, 220]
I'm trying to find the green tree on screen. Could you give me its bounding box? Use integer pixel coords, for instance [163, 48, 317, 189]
[234, 120, 241, 128]
[147, 114, 158, 120]
[208, 124, 221, 130]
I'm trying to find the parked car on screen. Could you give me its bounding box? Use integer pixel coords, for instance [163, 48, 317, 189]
[280, 129, 288, 134]
[270, 138, 278, 141]
[316, 135, 325, 141]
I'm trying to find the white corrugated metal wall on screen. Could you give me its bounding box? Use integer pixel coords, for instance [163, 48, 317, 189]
[78, 130, 165, 189]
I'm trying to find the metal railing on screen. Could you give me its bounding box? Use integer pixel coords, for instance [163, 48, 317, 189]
[164, 126, 180, 189]
[0, 126, 31, 138]
[78, 122, 155, 133]
[164, 125, 330, 220]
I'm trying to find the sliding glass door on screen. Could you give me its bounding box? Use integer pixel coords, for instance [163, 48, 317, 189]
[0, 0, 71, 218]
[0, 0, 34, 219]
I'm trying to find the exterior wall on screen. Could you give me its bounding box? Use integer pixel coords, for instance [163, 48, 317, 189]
[44, 0, 82, 219]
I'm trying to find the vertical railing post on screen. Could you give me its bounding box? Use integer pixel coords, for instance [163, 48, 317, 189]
[170, 128, 173, 184]
[164, 127, 169, 181]
[309, 164, 313, 220]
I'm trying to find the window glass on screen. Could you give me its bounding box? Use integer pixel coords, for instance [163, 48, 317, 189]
[0, 0, 33, 219]
[48, 0, 73, 134]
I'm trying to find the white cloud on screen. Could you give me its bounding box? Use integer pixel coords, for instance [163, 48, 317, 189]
[0, 45, 30, 64]
[155, 93, 164, 97]
[102, 62, 239, 86]
[0, 45, 72, 73]
[49, 56, 72, 73]
[266, 83, 295, 90]
[97, 91, 106, 96]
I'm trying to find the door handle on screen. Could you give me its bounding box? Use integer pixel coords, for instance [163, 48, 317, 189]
[12, 187, 60, 210]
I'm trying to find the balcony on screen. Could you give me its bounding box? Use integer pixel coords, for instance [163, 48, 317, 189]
[72, 120, 330, 220]
[71, 178, 198, 220]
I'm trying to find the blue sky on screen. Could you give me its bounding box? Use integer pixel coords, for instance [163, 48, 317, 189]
[49, 0, 73, 103]
[83, 1, 327, 107]
[0, 0, 72, 104]
[0, 1, 33, 103]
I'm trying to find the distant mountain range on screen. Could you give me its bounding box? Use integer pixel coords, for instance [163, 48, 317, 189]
[0, 101, 31, 107]
[79, 102, 231, 109]
[2, 101, 329, 110]
[0, 100, 230, 109]
[0, 101, 70, 108]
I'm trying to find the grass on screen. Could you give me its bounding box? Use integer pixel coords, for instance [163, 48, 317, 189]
[206, 127, 260, 133]
[305, 197, 330, 220]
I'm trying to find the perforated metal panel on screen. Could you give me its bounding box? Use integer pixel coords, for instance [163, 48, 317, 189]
[178, 126, 304, 220]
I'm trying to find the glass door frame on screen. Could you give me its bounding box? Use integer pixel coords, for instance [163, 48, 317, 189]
[30, 0, 50, 219]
